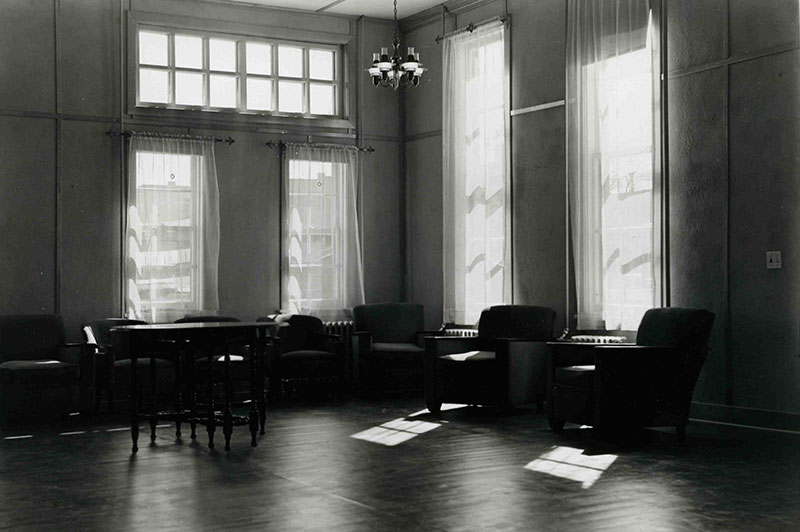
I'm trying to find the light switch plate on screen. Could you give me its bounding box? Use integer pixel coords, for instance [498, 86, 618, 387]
[767, 251, 782, 269]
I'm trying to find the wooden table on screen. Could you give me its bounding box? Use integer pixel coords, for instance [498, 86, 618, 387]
[110, 322, 280, 453]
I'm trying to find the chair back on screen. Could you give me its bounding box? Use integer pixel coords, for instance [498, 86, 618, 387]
[83, 318, 148, 351]
[353, 303, 424, 343]
[0, 314, 65, 363]
[277, 315, 325, 353]
[636, 308, 715, 349]
[477, 305, 556, 350]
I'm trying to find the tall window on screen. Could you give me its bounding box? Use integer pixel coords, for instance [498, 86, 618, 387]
[137, 27, 339, 116]
[125, 135, 220, 322]
[567, 0, 661, 331]
[282, 143, 364, 320]
[443, 20, 510, 325]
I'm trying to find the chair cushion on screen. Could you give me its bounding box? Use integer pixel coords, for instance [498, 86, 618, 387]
[0, 315, 65, 363]
[477, 305, 555, 350]
[554, 365, 595, 387]
[439, 350, 496, 362]
[0, 360, 78, 388]
[353, 303, 424, 343]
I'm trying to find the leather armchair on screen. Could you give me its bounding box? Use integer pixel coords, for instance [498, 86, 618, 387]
[352, 303, 439, 393]
[270, 314, 344, 399]
[424, 305, 556, 413]
[547, 307, 715, 440]
[0, 315, 94, 423]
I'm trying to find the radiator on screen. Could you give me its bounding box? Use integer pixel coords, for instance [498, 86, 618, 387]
[442, 327, 478, 337]
[324, 320, 354, 356]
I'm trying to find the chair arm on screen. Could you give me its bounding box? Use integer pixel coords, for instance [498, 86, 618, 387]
[546, 342, 597, 368]
[495, 339, 550, 404]
[351, 332, 373, 387]
[593, 345, 681, 369]
[424, 335, 480, 357]
[415, 329, 445, 348]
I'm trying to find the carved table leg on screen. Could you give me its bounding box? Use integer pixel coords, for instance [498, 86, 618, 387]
[223, 348, 233, 451]
[149, 354, 157, 443]
[248, 331, 259, 447]
[188, 351, 197, 440]
[174, 343, 182, 439]
[207, 348, 216, 450]
[259, 331, 267, 435]
[130, 346, 139, 453]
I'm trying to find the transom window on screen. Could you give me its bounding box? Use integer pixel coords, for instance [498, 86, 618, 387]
[137, 27, 339, 117]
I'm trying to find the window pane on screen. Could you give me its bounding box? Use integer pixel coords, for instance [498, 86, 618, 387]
[309, 83, 334, 115]
[309, 49, 334, 80]
[279, 80, 303, 113]
[246, 78, 272, 111]
[278, 46, 303, 78]
[209, 39, 236, 72]
[175, 71, 204, 106]
[174, 35, 203, 69]
[210, 75, 237, 108]
[139, 68, 169, 103]
[246, 42, 272, 75]
[139, 31, 168, 66]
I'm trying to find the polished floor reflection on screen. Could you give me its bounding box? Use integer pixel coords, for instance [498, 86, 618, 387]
[1, 397, 799, 531]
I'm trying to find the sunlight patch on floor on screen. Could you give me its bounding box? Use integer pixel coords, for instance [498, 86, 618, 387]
[351, 417, 442, 446]
[524, 445, 617, 489]
[408, 403, 468, 417]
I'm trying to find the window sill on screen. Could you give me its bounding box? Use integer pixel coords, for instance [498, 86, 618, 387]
[129, 106, 355, 133]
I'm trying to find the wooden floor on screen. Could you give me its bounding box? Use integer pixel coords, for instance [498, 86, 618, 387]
[1, 396, 799, 531]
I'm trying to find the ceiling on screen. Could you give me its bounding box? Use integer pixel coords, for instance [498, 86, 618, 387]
[224, 0, 444, 20]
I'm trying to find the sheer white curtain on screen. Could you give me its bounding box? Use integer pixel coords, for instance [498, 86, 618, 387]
[567, 0, 661, 331]
[282, 143, 364, 321]
[443, 20, 511, 325]
[125, 134, 220, 322]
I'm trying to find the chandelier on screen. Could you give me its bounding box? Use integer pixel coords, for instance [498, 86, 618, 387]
[366, 0, 425, 89]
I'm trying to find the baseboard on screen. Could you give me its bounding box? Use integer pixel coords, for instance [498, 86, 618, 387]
[690, 401, 800, 433]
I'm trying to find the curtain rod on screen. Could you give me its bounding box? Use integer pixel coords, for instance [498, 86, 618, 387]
[435, 15, 509, 44]
[265, 140, 374, 153]
[106, 130, 235, 145]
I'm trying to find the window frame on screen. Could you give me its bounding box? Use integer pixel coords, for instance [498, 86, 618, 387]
[127, 10, 355, 131]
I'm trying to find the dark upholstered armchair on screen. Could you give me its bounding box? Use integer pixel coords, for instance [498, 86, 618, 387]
[424, 305, 556, 413]
[0, 315, 94, 423]
[352, 303, 438, 392]
[270, 314, 344, 399]
[83, 318, 176, 413]
[547, 307, 715, 440]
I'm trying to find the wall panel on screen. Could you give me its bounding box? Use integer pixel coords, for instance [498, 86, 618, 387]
[0, 0, 55, 113]
[211, 130, 281, 319]
[60, 121, 120, 340]
[406, 136, 443, 329]
[361, 140, 403, 303]
[668, 67, 728, 405]
[60, 0, 118, 118]
[511, 107, 566, 333]
[0, 117, 56, 314]
[728, 50, 800, 412]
